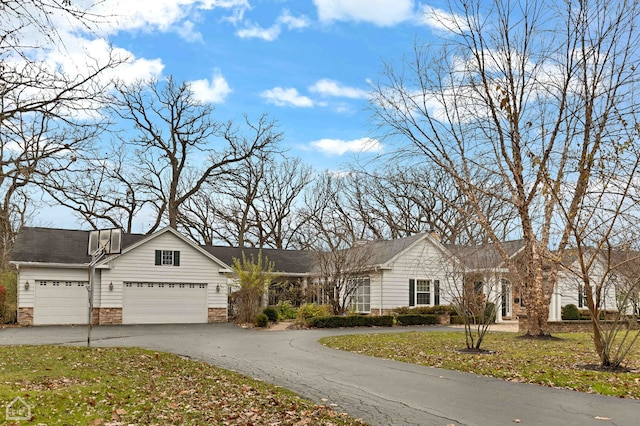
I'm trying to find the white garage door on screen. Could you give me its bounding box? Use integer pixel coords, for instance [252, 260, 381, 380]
[34, 280, 89, 325]
[123, 282, 207, 324]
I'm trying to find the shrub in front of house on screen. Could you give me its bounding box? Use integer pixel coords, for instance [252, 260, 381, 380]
[395, 305, 452, 315]
[562, 304, 580, 320]
[275, 300, 298, 320]
[449, 312, 465, 324]
[396, 314, 439, 326]
[295, 303, 332, 325]
[254, 313, 269, 327]
[0, 270, 17, 324]
[307, 315, 394, 328]
[262, 306, 279, 323]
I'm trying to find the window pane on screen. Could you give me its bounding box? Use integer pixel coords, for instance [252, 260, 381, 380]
[162, 250, 173, 265]
[416, 293, 430, 305]
[417, 279, 430, 292]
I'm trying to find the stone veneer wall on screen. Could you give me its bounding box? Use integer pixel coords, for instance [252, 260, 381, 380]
[208, 308, 227, 323]
[17, 307, 33, 325]
[95, 308, 123, 325]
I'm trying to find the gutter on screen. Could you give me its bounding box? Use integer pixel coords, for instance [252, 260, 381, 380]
[10, 261, 106, 270]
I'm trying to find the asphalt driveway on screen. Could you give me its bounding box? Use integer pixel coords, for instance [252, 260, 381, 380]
[1, 324, 638, 425]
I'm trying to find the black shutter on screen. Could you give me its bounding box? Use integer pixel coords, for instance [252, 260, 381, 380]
[173, 251, 180, 266]
[155, 250, 161, 265]
[409, 279, 415, 307]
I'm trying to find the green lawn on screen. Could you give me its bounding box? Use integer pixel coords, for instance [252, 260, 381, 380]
[320, 332, 640, 399]
[0, 345, 365, 425]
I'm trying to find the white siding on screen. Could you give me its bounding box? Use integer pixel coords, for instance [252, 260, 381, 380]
[556, 260, 619, 312]
[101, 231, 228, 310]
[379, 238, 455, 310]
[18, 267, 89, 308]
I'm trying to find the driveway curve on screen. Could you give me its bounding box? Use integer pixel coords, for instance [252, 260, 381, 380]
[1, 324, 638, 426]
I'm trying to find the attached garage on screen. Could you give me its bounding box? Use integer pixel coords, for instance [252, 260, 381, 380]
[122, 282, 208, 324]
[34, 280, 89, 325]
[12, 226, 231, 325]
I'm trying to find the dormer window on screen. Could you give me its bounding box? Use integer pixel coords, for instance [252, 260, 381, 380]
[155, 250, 180, 266]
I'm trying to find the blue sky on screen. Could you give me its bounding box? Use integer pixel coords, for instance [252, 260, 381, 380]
[19, 0, 458, 228]
[66, 0, 452, 170]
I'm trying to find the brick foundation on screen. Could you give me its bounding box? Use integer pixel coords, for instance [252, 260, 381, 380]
[95, 308, 123, 325]
[17, 307, 33, 326]
[208, 308, 227, 323]
[518, 316, 639, 333]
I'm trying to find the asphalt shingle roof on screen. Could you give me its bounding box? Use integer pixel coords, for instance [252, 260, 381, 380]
[11, 227, 146, 264]
[202, 246, 313, 275]
[11, 227, 313, 274]
[443, 240, 525, 269]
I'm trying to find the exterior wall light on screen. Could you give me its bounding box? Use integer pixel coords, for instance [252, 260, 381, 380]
[216, 284, 220, 293]
[24, 281, 29, 290]
[109, 282, 114, 291]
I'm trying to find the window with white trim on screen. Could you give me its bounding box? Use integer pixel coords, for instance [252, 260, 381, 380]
[349, 277, 371, 313]
[155, 250, 180, 266]
[409, 279, 439, 306]
[416, 279, 431, 305]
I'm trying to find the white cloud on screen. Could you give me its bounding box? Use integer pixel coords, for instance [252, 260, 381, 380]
[313, 0, 416, 26]
[236, 9, 310, 41]
[310, 137, 383, 156]
[175, 20, 203, 42]
[261, 87, 314, 107]
[189, 70, 232, 103]
[419, 5, 469, 32]
[85, 0, 251, 40]
[309, 79, 369, 99]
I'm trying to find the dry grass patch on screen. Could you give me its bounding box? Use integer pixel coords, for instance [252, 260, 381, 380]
[320, 332, 640, 399]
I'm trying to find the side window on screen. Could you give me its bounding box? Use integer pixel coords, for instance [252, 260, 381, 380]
[416, 279, 431, 305]
[155, 250, 181, 266]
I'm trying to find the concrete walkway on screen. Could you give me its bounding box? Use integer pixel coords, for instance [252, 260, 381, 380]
[1, 324, 638, 425]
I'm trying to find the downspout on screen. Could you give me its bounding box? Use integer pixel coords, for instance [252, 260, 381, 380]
[377, 266, 383, 316]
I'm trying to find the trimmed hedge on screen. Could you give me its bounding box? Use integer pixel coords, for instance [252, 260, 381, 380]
[395, 305, 452, 315]
[307, 315, 394, 328]
[396, 314, 439, 326]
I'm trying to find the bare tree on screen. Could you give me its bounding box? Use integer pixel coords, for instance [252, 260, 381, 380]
[0, 0, 122, 265]
[443, 245, 507, 350]
[556, 144, 640, 367]
[254, 158, 312, 249]
[180, 155, 311, 248]
[110, 77, 280, 232]
[300, 173, 375, 314]
[345, 165, 518, 244]
[44, 144, 147, 232]
[371, 0, 640, 336]
[312, 243, 374, 315]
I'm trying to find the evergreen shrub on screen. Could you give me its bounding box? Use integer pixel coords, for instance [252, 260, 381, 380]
[262, 306, 278, 322]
